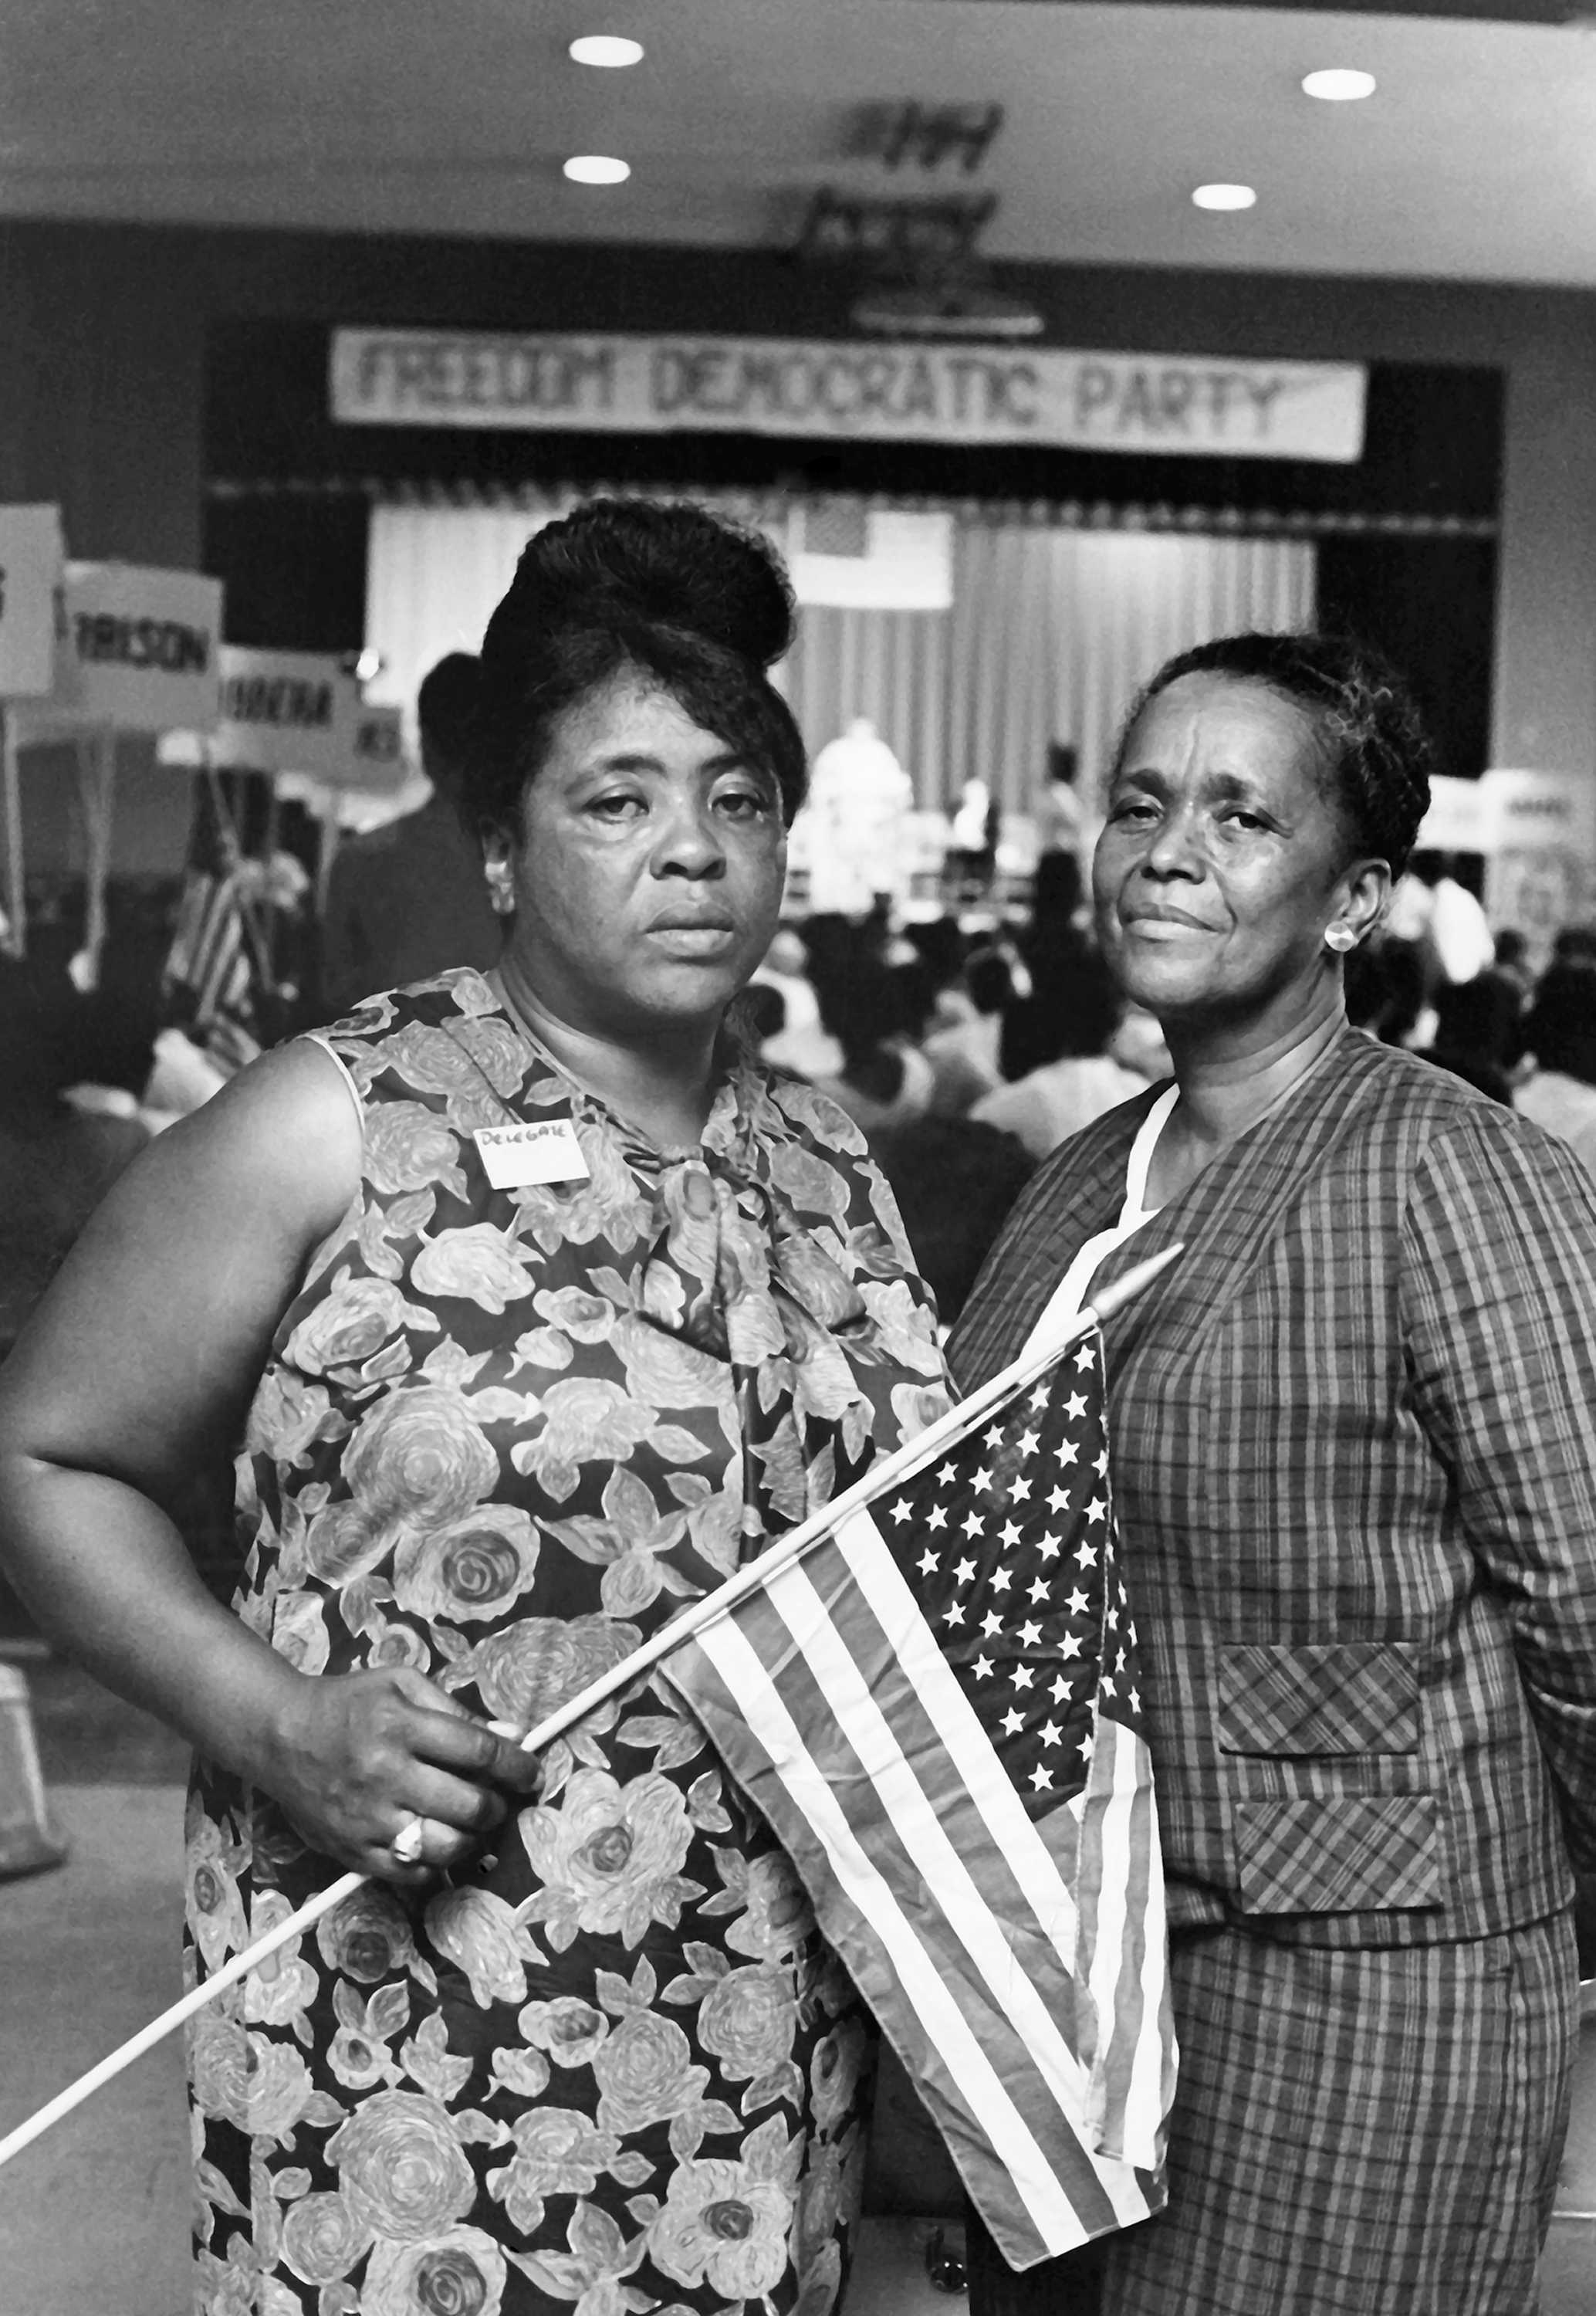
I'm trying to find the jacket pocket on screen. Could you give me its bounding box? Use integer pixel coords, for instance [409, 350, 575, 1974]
[1219, 1640, 1422, 1758]
[1232, 1793, 1446, 1914]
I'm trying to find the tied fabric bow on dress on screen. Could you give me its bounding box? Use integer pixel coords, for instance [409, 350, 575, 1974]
[636, 1139, 884, 1549]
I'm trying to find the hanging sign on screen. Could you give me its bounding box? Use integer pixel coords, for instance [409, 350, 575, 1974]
[0, 506, 66, 699]
[43, 563, 223, 733]
[331, 330, 1367, 462]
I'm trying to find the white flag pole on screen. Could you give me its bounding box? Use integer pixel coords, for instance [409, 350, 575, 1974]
[1, 703, 25, 960]
[0, 1240, 1182, 2170]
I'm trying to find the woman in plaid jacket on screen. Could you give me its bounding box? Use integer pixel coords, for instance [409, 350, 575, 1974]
[951, 632, 1596, 2315]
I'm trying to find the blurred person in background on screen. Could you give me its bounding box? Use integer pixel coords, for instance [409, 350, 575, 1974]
[801, 713, 915, 920]
[972, 942, 1146, 1161]
[1385, 848, 1495, 1037]
[749, 921, 843, 1078]
[1034, 738, 1087, 871]
[946, 776, 1000, 903]
[952, 630, 1596, 2316]
[319, 652, 501, 1015]
[812, 946, 935, 1137]
[0, 500, 951, 2316]
[1344, 929, 1429, 1050]
[871, 1114, 1036, 1331]
[1515, 958, 1596, 1179]
[1413, 967, 1525, 1107]
[922, 943, 1015, 1116]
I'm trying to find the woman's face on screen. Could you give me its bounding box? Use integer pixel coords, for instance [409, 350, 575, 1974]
[491, 668, 786, 1046]
[1094, 672, 1373, 1036]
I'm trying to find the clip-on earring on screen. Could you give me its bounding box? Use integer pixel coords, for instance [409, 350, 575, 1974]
[1324, 925, 1354, 953]
[487, 872, 515, 917]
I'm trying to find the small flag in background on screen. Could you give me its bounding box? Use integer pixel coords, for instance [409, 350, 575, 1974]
[658, 1331, 1175, 2272]
[161, 772, 269, 1075]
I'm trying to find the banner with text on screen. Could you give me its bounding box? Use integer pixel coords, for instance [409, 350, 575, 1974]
[331, 330, 1367, 462]
[0, 506, 66, 699]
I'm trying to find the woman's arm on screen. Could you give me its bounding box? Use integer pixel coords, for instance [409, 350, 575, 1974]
[1401, 1104, 1596, 1873]
[0, 1040, 538, 1881]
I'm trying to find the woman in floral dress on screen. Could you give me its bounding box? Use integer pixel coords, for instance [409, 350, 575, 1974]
[0, 501, 949, 2315]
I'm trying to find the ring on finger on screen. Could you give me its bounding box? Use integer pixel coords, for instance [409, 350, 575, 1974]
[391, 1818, 425, 1866]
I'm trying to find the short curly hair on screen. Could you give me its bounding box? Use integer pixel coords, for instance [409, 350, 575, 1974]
[1116, 631, 1433, 879]
[468, 497, 809, 831]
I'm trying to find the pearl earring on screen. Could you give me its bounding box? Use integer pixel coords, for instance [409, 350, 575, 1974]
[486, 873, 515, 917]
[1324, 926, 1354, 953]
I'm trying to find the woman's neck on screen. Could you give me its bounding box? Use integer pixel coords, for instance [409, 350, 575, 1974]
[1149, 992, 1346, 1204]
[489, 963, 721, 1150]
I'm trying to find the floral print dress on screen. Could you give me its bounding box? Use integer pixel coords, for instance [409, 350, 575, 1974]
[185, 969, 949, 2316]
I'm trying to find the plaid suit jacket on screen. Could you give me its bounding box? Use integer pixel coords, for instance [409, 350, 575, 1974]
[949, 1025, 1596, 1948]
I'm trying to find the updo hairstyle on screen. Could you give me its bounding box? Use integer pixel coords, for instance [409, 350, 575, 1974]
[1118, 631, 1433, 879]
[470, 498, 808, 832]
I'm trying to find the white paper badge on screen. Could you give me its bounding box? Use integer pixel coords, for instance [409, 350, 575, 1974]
[473, 1119, 591, 1189]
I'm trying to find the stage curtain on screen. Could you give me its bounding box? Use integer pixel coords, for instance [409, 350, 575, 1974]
[366, 503, 1312, 810]
[785, 527, 1314, 809]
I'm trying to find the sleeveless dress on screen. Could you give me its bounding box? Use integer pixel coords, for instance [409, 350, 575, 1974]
[184, 968, 950, 2316]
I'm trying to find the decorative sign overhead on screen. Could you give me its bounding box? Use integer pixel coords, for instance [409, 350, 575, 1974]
[331, 330, 1368, 462]
[0, 506, 66, 699]
[42, 562, 224, 733]
[160, 650, 407, 791]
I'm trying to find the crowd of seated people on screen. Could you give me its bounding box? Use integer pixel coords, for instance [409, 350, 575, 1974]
[1345, 920, 1596, 1182]
[744, 888, 1173, 1326]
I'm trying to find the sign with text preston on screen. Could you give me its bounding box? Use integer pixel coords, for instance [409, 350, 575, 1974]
[331, 330, 1367, 462]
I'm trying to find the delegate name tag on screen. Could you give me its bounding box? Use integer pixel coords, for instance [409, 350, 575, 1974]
[473, 1119, 591, 1189]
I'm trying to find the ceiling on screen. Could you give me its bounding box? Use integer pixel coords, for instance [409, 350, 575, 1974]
[4, 1, 1596, 286]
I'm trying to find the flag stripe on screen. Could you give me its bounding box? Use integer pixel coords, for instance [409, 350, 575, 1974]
[673, 1619, 1130, 2261]
[1112, 1762, 1174, 2162]
[1073, 1715, 1168, 2162]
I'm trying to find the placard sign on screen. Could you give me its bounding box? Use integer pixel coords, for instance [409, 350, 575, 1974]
[0, 506, 66, 698]
[159, 647, 364, 777]
[1479, 767, 1595, 963]
[332, 330, 1368, 462]
[345, 703, 405, 792]
[50, 563, 223, 733]
[161, 661, 407, 792]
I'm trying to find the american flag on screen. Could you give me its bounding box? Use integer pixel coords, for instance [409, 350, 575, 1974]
[161, 772, 270, 1074]
[658, 1330, 1175, 2271]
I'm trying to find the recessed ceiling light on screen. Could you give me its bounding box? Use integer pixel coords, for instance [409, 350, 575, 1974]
[570, 36, 644, 68]
[564, 154, 631, 185]
[1302, 68, 1376, 101]
[1192, 183, 1256, 212]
